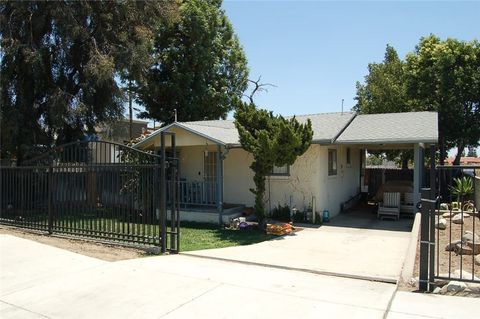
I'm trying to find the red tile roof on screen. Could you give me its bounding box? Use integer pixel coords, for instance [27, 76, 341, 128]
[446, 157, 480, 165]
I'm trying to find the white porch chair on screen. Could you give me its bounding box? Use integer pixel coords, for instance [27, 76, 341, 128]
[400, 192, 415, 216]
[378, 192, 401, 220]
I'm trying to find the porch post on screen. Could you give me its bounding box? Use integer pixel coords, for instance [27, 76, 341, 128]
[216, 145, 223, 225]
[413, 143, 425, 207]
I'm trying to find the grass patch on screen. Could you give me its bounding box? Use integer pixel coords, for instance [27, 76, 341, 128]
[1, 215, 275, 252]
[179, 221, 275, 252]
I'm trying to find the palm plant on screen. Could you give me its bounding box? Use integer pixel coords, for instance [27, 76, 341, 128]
[450, 176, 474, 204]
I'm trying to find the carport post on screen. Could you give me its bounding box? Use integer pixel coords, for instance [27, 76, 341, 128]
[413, 143, 425, 207]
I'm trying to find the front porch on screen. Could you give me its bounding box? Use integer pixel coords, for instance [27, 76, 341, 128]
[136, 123, 240, 224]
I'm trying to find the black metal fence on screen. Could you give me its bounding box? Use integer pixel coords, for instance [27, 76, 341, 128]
[419, 149, 479, 291]
[0, 137, 180, 253]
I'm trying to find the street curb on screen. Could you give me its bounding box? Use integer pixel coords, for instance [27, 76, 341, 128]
[399, 212, 421, 285]
[181, 252, 398, 284]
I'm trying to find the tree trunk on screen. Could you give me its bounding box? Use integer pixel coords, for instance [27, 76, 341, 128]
[453, 142, 465, 166]
[438, 135, 448, 200]
[439, 135, 446, 166]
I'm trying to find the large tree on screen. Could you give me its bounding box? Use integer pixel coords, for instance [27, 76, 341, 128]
[354, 45, 410, 114]
[406, 35, 480, 165]
[234, 102, 313, 222]
[0, 1, 176, 162]
[355, 36, 480, 165]
[137, 0, 249, 123]
[354, 45, 413, 168]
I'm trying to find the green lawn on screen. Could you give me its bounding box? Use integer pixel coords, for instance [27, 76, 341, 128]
[1, 214, 275, 252]
[179, 222, 275, 252]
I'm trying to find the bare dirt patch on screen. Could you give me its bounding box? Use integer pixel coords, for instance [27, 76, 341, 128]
[400, 213, 480, 297]
[434, 214, 480, 278]
[0, 225, 148, 261]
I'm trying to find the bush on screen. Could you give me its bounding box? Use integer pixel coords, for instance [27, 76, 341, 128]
[269, 204, 291, 222]
[293, 211, 306, 223]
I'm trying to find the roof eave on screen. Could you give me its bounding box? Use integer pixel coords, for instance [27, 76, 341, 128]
[334, 138, 438, 145]
[311, 139, 335, 144]
[133, 122, 227, 149]
[133, 122, 176, 149]
[174, 122, 227, 146]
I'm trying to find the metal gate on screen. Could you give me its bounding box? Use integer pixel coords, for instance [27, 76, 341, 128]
[419, 147, 479, 291]
[0, 133, 179, 253]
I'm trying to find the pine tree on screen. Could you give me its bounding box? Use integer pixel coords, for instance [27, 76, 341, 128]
[234, 102, 313, 221]
[137, 0, 249, 123]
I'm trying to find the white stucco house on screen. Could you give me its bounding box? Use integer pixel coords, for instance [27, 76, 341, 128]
[134, 111, 438, 224]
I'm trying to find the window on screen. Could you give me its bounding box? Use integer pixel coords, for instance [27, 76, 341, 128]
[328, 149, 337, 176]
[346, 147, 351, 166]
[270, 164, 289, 176]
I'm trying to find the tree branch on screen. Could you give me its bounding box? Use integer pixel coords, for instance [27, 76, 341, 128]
[245, 76, 277, 104]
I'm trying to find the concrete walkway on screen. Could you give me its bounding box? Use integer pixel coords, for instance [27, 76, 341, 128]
[1, 234, 478, 319]
[386, 291, 479, 318]
[184, 215, 413, 283]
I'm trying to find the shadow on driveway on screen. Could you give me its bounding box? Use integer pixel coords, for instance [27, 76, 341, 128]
[325, 208, 414, 233]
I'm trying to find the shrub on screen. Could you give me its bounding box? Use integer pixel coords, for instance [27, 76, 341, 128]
[269, 204, 291, 222]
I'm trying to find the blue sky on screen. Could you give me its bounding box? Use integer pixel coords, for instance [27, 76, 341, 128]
[222, 0, 479, 117]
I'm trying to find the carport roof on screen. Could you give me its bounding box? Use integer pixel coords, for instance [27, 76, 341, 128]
[335, 111, 438, 145]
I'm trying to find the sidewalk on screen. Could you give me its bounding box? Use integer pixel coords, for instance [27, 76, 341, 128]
[1, 234, 478, 319]
[387, 291, 478, 319]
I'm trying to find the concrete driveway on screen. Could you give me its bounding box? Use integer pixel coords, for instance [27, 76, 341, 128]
[1, 234, 396, 318]
[1, 234, 479, 319]
[184, 213, 414, 283]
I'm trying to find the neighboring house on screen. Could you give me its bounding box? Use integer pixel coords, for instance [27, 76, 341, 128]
[93, 118, 151, 164]
[96, 119, 150, 144]
[134, 111, 438, 223]
[445, 157, 480, 166]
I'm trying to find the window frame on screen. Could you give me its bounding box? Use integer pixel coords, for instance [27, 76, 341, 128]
[328, 149, 337, 176]
[346, 147, 351, 167]
[269, 164, 290, 176]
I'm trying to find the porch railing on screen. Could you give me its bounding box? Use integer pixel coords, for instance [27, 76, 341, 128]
[168, 180, 217, 208]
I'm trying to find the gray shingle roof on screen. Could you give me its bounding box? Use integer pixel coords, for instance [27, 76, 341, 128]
[181, 112, 356, 144]
[335, 111, 438, 144]
[295, 112, 356, 143]
[135, 112, 356, 147]
[134, 111, 438, 148]
[179, 121, 239, 145]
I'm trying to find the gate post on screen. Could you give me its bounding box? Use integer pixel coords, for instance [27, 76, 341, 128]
[419, 187, 431, 292]
[428, 145, 436, 292]
[170, 133, 177, 252]
[216, 145, 223, 226]
[159, 132, 167, 253]
[419, 145, 437, 292]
